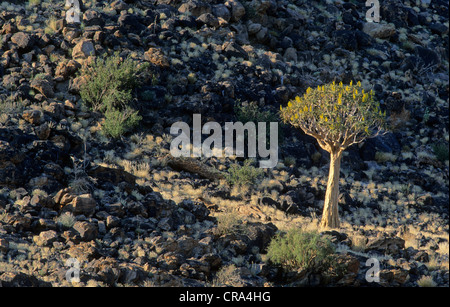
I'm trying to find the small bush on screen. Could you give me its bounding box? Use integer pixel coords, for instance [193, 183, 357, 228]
[212, 264, 244, 287]
[226, 159, 264, 187]
[266, 229, 335, 271]
[80, 52, 142, 112]
[235, 101, 278, 124]
[215, 212, 248, 237]
[56, 212, 76, 229]
[102, 107, 142, 139]
[417, 275, 436, 287]
[235, 101, 281, 145]
[79, 52, 148, 138]
[432, 143, 449, 162]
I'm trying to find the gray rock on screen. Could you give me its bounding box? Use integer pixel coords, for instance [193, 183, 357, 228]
[72, 39, 95, 60]
[362, 22, 396, 39]
[11, 32, 34, 50]
[33, 230, 59, 246]
[73, 221, 98, 241]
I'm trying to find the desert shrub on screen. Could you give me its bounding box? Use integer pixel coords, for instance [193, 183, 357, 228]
[266, 229, 335, 271]
[102, 107, 142, 139]
[56, 212, 76, 229]
[432, 143, 449, 162]
[79, 52, 148, 137]
[212, 264, 244, 287]
[225, 159, 264, 187]
[235, 101, 281, 145]
[79, 52, 142, 112]
[417, 275, 437, 287]
[215, 212, 248, 236]
[235, 101, 278, 124]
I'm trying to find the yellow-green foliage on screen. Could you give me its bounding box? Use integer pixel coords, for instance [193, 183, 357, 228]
[280, 81, 386, 151]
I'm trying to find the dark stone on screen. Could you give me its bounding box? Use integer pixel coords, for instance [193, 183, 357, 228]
[360, 132, 401, 161]
[118, 14, 146, 33]
[333, 30, 358, 51]
[415, 46, 440, 67]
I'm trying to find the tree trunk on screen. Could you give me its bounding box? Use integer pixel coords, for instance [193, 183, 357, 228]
[320, 150, 342, 229]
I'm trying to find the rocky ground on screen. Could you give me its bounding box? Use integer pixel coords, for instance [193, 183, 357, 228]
[0, 0, 448, 287]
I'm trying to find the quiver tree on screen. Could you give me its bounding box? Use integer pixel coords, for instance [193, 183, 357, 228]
[280, 81, 386, 228]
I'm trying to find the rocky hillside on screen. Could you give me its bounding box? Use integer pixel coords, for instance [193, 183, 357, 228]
[0, 0, 448, 287]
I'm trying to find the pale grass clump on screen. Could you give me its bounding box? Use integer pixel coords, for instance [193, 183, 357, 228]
[212, 264, 244, 287]
[417, 275, 437, 287]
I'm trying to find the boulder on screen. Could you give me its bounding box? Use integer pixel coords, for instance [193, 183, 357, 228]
[225, 0, 246, 22]
[362, 22, 396, 39]
[72, 39, 95, 60]
[11, 32, 34, 50]
[178, 0, 212, 17]
[144, 47, 170, 68]
[73, 221, 98, 241]
[62, 194, 97, 216]
[33, 230, 59, 246]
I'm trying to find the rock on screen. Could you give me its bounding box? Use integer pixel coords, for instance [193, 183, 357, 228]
[333, 30, 358, 51]
[334, 254, 360, 286]
[55, 60, 81, 80]
[0, 272, 51, 287]
[430, 22, 448, 35]
[66, 241, 100, 262]
[34, 122, 51, 140]
[111, 0, 129, 11]
[225, 0, 246, 22]
[33, 230, 59, 246]
[245, 222, 277, 251]
[11, 32, 34, 50]
[144, 47, 170, 68]
[30, 78, 54, 98]
[212, 4, 231, 22]
[22, 109, 43, 125]
[414, 46, 440, 67]
[283, 47, 297, 62]
[87, 165, 136, 186]
[362, 22, 396, 39]
[196, 13, 219, 28]
[62, 194, 97, 217]
[83, 9, 105, 27]
[0, 238, 9, 253]
[178, 0, 212, 17]
[118, 13, 145, 33]
[366, 236, 405, 255]
[30, 193, 56, 209]
[222, 41, 249, 60]
[73, 221, 98, 241]
[380, 268, 409, 285]
[360, 132, 401, 161]
[248, 23, 262, 35]
[72, 39, 95, 60]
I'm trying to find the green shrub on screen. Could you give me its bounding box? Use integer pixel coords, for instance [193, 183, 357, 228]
[226, 159, 264, 187]
[235, 101, 278, 124]
[79, 52, 148, 137]
[234, 101, 281, 145]
[432, 143, 449, 162]
[215, 212, 248, 237]
[102, 107, 142, 139]
[79, 52, 142, 112]
[266, 229, 335, 271]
